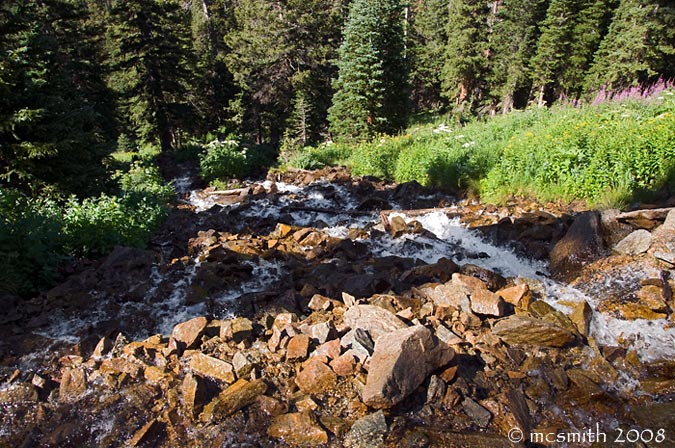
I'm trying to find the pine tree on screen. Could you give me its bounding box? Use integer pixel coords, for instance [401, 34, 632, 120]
[409, 0, 449, 111]
[585, 0, 675, 93]
[0, 0, 115, 195]
[489, 0, 550, 112]
[442, 0, 492, 114]
[328, 0, 408, 141]
[105, 0, 193, 151]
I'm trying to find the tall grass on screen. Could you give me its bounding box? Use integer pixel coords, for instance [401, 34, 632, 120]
[286, 88, 675, 206]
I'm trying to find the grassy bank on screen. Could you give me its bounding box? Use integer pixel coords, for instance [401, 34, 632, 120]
[284, 90, 675, 207]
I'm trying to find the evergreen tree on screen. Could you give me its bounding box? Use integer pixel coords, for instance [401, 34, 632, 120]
[409, 0, 449, 111]
[489, 0, 550, 112]
[442, 0, 492, 114]
[328, 0, 408, 141]
[0, 0, 115, 195]
[105, 0, 193, 151]
[225, 0, 345, 145]
[585, 0, 675, 93]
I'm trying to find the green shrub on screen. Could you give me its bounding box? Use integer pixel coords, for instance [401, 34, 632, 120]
[174, 141, 205, 163]
[116, 161, 175, 203]
[199, 139, 248, 181]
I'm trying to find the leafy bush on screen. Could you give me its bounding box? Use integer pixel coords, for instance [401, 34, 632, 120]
[116, 161, 175, 203]
[199, 139, 248, 181]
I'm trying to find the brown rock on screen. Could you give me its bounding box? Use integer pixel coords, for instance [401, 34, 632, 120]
[128, 419, 165, 447]
[295, 359, 337, 394]
[497, 284, 529, 307]
[568, 300, 593, 337]
[171, 316, 208, 350]
[314, 338, 342, 360]
[182, 373, 208, 419]
[0, 384, 38, 404]
[549, 212, 604, 282]
[614, 229, 652, 255]
[255, 395, 288, 416]
[189, 353, 235, 384]
[59, 367, 86, 402]
[637, 285, 669, 312]
[229, 317, 254, 343]
[343, 304, 407, 341]
[492, 315, 576, 348]
[287, 334, 311, 361]
[459, 264, 507, 291]
[453, 273, 509, 317]
[330, 351, 357, 376]
[200, 378, 267, 422]
[362, 325, 454, 408]
[268, 412, 328, 447]
[99, 357, 143, 378]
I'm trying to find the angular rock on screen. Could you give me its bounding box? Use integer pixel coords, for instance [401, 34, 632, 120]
[59, 367, 87, 402]
[344, 305, 407, 341]
[128, 419, 165, 447]
[232, 351, 257, 378]
[492, 315, 576, 348]
[459, 264, 507, 291]
[268, 412, 328, 447]
[453, 273, 509, 317]
[340, 329, 373, 363]
[0, 384, 38, 404]
[330, 351, 357, 376]
[171, 316, 208, 351]
[314, 338, 342, 360]
[614, 229, 652, 255]
[295, 358, 337, 394]
[182, 373, 208, 419]
[497, 283, 529, 307]
[435, 324, 463, 346]
[287, 334, 310, 361]
[230, 317, 254, 343]
[549, 212, 604, 282]
[200, 378, 267, 422]
[307, 322, 332, 344]
[362, 325, 454, 408]
[189, 353, 235, 384]
[568, 300, 593, 338]
[344, 410, 388, 448]
[462, 397, 492, 428]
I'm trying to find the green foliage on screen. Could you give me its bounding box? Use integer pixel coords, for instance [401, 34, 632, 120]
[116, 161, 175, 203]
[481, 92, 675, 204]
[282, 142, 352, 170]
[328, 0, 408, 141]
[199, 139, 248, 181]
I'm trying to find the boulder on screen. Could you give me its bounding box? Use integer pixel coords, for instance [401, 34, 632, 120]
[343, 305, 407, 341]
[452, 273, 509, 317]
[492, 315, 576, 348]
[549, 212, 604, 282]
[286, 334, 310, 361]
[362, 325, 454, 408]
[614, 229, 652, 255]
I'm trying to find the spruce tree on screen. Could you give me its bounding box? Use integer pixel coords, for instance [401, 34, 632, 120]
[409, 0, 449, 111]
[105, 0, 193, 151]
[489, 0, 550, 112]
[0, 0, 115, 195]
[442, 0, 491, 114]
[585, 0, 675, 93]
[328, 0, 408, 141]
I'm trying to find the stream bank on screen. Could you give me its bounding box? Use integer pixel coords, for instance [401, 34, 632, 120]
[1, 167, 675, 447]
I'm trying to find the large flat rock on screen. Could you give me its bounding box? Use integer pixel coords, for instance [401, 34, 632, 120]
[492, 315, 576, 348]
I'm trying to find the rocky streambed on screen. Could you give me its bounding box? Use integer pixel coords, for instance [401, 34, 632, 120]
[1, 167, 675, 447]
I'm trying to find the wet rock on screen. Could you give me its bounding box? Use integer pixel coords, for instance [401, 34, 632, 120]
[344, 305, 407, 341]
[528, 300, 580, 336]
[0, 383, 38, 404]
[320, 415, 351, 438]
[568, 300, 593, 338]
[255, 395, 288, 416]
[600, 208, 634, 247]
[287, 334, 310, 361]
[631, 402, 675, 446]
[390, 215, 409, 237]
[128, 418, 165, 447]
[232, 351, 257, 378]
[344, 410, 388, 448]
[181, 373, 208, 419]
[400, 258, 459, 284]
[91, 336, 113, 358]
[362, 325, 454, 408]
[637, 285, 669, 312]
[200, 378, 267, 422]
[492, 315, 576, 347]
[549, 211, 604, 282]
[99, 357, 143, 378]
[229, 317, 254, 343]
[268, 412, 328, 447]
[614, 229, 652, 255]
[171, 316, 208, 351]
[426, 375, 447, 405]
[566, 369, 604, 398]
[59, 367, 86, 402]
[189, 353, 235, 384]
[453, 273, 509, 317]
[462, 397, 492, 428]
[459, 264, 507, 291]
[295, 358, 337, 394]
